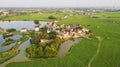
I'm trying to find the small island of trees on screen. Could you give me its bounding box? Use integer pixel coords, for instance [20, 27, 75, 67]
[26, 30, 64, 58]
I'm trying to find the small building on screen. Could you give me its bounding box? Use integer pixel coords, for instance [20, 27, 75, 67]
[40, 39, 51, 43]
[63, 16, 69, 19]
[1, 11, 9, 16]
[60, 24, 65, 28]
[53, 20, 58, 23]
[20, 28, 27, 33]
[82, 28, 89, 33]
[62, 31, 71, 39]
[47, 28, 52, 33]
[55, 30, 60, 33]
[72, 33, 80, 38]
[35, 26, 39, 32]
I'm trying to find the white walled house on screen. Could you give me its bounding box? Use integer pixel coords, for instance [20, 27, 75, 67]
[54, 20, 58, 23]
[20, 28, 27, 33]
[82, 28, 89, 33]
[40, 39, 52, 43]
[35, 27, 40, 32]
[62, 31, 70, 39]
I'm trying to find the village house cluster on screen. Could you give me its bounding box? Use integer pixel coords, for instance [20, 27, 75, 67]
[20, 20, 90, 40]
[46, 20, 90, 40]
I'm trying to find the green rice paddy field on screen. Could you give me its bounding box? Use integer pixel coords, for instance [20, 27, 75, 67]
[4, 12, 120, 67]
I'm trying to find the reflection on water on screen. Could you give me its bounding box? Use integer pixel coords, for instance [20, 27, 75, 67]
[0, 34, 4, 45]
[0, 34, 22, 46]
[0, 43, 16, 52]
[0, 21, 47, 30]
[0, 34, 22, 52]
[8, 35, 22, 40]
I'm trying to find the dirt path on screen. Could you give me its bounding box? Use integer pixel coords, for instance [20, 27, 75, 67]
[0, 40, 31, 67]
[57, 38, 82, 58]
[87, 36, 103, 67]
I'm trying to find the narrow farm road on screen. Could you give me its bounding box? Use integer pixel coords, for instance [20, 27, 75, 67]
[87, 36, 103, 67]
[0, 40, 31, 67]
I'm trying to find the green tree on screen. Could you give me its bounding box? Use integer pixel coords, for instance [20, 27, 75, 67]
[34, 20, 39, 24]
[26, 44, 36, 58]
[48, 16, 56, 19]
[31, 33, 41, 45]
[49, 31, 57, 39]
[6, 28, 16, 32]
[45, 46, 56, 57]
[38, 46, 44, 57]
[41, 33, 49, 39]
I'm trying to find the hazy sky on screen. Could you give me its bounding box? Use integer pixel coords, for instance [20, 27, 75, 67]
[0, 0, 120, 7]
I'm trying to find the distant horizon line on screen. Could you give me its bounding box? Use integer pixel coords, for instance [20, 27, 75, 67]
[0, 6, 120, 8]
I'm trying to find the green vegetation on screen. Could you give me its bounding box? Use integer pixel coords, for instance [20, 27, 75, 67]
[6, 28, 16, 32]
[27, 31, 64, 58]
[1, 13, 65, 21]
[0, 35, 29, 64]
[2, 38, 15, 46]
[34, 20, 39, 24]
[48, 16, 56, 19]
[4, 12, 120, 67]
[0, 46, 19, 64]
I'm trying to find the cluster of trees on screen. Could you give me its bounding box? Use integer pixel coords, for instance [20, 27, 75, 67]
[27, 37, 64, 58]
[48, 16, 56, 19]
[30, 28, 57, 42]
[6, 28, 16, 32]
[34, 20, 39, 24]
[26, 31, 64, 58]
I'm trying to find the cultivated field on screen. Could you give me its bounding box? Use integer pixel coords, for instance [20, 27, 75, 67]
[4, 12, 120, 67]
